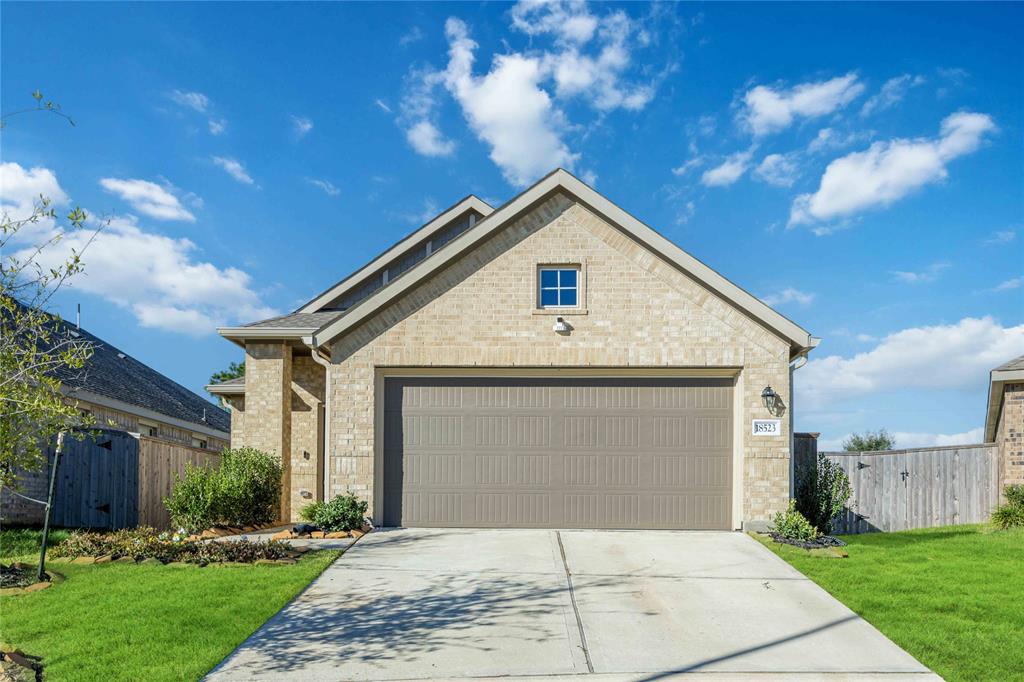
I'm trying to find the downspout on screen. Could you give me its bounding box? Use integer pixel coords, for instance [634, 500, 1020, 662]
[307, 340, 331, 502]
[788, 342, 815, 497]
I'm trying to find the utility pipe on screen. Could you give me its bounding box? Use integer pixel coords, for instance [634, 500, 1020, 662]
[308, 345, 332, 502]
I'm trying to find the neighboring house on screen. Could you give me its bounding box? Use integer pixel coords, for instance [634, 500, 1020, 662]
[208, 169, 818, 530]
[985, 355, 1024, 491]
[1, 314, 229, 524]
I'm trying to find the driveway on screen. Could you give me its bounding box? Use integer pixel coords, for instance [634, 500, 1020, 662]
[207, 529, 937, 681]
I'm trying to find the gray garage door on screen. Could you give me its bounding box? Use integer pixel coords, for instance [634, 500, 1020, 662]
[382, 377, 733, 529]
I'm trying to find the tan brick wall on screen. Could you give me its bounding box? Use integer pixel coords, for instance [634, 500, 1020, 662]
[289, 354, 325, 517]
[997, 382, 1024, 491]
[80, 400, 228, 451]
[320, 193, 793, 526]
[238, 342, 293, 520]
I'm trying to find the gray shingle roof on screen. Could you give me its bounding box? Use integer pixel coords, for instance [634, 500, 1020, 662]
[994, 355, 1024, 372]
[242, 311, 342, 330]
[38, 313, 231, 434]
[210, 376, 245, 387]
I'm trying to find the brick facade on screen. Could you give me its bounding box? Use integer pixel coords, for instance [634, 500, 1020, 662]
[300, 194, 795, 527]
[996, 382, 1024, 491]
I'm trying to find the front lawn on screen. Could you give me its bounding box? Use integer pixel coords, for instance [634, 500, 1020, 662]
[757, 524, 1024, 682]
[0, 529, 339, 681]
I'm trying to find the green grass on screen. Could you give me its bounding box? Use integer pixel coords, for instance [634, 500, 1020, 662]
[757, 525, 1024, 682]
[1, 527, 71, 559]
[0, 529, 340, 681]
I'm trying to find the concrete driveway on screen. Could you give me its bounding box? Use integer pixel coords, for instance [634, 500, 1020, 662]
[207, 529, 937, 681]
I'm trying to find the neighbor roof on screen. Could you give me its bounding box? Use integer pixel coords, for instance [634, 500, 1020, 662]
[984, 353, 1024, 441]
[305, 168, 818, 357]
[34, 310, 231, 436]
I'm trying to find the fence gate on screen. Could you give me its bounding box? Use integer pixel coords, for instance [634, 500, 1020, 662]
[49, 430, 140, 530]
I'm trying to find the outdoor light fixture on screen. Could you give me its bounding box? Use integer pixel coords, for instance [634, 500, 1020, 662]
[552, 316, 571, 333]
[761, 385, 778, 410]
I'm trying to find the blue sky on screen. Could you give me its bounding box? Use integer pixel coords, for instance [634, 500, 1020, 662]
[2, 1, 1021, 449]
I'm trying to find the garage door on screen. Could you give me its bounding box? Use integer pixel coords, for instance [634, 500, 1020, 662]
[382, 377, 733, 529]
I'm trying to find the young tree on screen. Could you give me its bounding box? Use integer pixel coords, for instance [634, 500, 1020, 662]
[1, 91, 96, 579]
[842, 429, 896, 452]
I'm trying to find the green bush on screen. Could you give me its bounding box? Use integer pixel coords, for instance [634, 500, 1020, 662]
[299, 493, 367, 532]
[165, 447, 282, 532]
[795, 452, 852, 535]
[769, 500, 820, 541]
[991, 485, 1024, 529]
[51, 527, 291, 564]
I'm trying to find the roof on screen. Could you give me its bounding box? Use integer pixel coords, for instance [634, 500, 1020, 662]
[985, 353, 1024, 441]
[31, 309, 231, 435]
[306, 168, 817, 356]
[207, 375, 246, 395]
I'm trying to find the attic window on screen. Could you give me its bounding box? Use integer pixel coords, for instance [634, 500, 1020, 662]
[538, 267, 579, 308]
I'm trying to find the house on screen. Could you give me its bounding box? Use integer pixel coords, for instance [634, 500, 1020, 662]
[1, 313, 229, 524]
[208, 169, 818, 530]
[985, 355, 1024, 491]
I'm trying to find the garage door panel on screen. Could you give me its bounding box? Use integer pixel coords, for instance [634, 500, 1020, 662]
[383, 377, 733, 529]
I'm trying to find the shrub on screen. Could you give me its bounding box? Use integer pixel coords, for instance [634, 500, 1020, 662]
[51, 527, 292, 564]
[991, 485, 1024, 529]
[795, 452, 852, 535]
[842, 429, 895, 452]
[299, 493, 367, 532]
[768, 500, 819, 541]
[165, 447, 282, 532]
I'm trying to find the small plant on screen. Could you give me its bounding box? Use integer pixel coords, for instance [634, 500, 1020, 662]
[795, 452, 852, 535]
[769, 500, 820, 541]
[164, 447, 282, 532]
[299, 493, 368, 532]
[991, 485, 1024, 529]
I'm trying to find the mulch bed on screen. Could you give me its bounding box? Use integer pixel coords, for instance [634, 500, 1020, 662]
[769, 533, 847, 550]
[1, 563, 40, 590]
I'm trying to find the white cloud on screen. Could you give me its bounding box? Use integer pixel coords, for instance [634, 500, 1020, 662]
[861, 74, 925, 117]
[762, 287, 815, 306]
[790, 111, 996, 227]
[400, 2, 664, 185]
[797, 316, 1024, 409]
[99, 178, 195, 222]
[374, 98, 393, 114]
[891, 262, 950, 284]
[208, 118, 227, 135]
[891, 427, 984, 449]
[807, 127, 873, 154]
[211, 156, 255, 185]
[168, 90, 227, 135]
[754, 153, 799, 187]
[291, 115, 313, 138]
[7, 165, 276, 336]
[399, 25, 424, 46]
[671, 156, 703, 176]
[168, 89, 210, 113]
[441, 18, 577, 186]
[983, 229, 1016, 246]
[307, 178, 340, 197]
[741, 73, 864, 136]
[701, 150, 753, 187]
[510, 0, 599, 44]
[406, 120, 456, 157]
[818, 427, 984, 452]
[0, 162, 69, 222]
[855, 333, 877, 342]
[992, 276, 1022, 292]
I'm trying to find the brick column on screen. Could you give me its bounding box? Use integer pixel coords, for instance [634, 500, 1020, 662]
[997, 383, 1024, 492]
[242, 342, 292, 521]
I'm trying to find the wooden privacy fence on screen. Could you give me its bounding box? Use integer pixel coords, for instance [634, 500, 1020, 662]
[795, 439, 1000, 534]
[48, 429, 220, 530]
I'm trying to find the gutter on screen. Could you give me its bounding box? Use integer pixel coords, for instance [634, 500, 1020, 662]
[307, 342, 332, 503]
[788, 340, 817, 497]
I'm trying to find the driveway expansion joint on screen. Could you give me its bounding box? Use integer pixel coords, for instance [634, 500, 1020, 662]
[556, 530, 594, 674]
